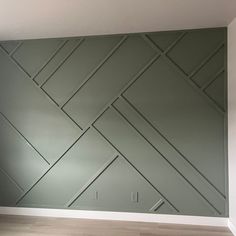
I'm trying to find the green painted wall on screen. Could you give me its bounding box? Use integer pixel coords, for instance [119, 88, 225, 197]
[0, 27, 227, 217]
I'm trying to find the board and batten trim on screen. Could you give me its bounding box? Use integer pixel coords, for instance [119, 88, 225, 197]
[0, 207, 228, 227]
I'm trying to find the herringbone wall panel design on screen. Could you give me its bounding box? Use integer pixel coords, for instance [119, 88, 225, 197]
[0, 28, 227, 216]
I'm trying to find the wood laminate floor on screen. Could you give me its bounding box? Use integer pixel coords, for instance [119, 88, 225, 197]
[0, 215, 233, 236]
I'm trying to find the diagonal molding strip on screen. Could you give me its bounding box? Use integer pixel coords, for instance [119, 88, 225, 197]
[111, 104, 222, 215]
[92, 124, 179, 213]
[33, 40, 79, 86]
[189, 43, 225, 79]
[0, 28, 227, 216]
[32, 40, 68, 81]
[0, 45, 83, 131]
[61, 36, 128, 109]
[119, 95, 225, 199]
[149, 199, 164, 212]
[15, 127, 90, 205]
[61, 53, 160, 131]
[0, 112, 50, 166]
[201, 68, 225, 91]
[40, 38, 85, 89]
[0, 45, 31, 77]
[142, 34, 225, 114]
[66, 154, 119, 207]
[113, 97, 226, 210]
[0, 167, 24, 192]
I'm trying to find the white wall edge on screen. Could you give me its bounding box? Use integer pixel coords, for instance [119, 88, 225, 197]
[0, 207, 228, 227]
[229, 220, 236, 236]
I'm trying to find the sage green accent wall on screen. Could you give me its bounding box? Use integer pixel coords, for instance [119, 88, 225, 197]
[0, 28, 227, 217]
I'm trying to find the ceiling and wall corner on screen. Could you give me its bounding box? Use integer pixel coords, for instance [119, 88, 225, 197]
[0, 0, 236, 40]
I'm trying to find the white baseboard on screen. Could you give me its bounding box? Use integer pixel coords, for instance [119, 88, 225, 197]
[228, 220, 236, 236]
[0, 207, 228, 227]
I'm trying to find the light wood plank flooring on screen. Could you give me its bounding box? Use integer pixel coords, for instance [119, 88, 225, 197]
[0, 215, 233, 236]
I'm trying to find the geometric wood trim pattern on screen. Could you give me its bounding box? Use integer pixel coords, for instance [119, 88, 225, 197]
[0, 27, 227, 217]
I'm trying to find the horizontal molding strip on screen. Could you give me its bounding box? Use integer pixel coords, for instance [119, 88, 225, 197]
[0, 207, 228, 227]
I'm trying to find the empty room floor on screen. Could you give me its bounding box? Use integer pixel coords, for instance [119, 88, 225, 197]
[0, 215, 233, 236]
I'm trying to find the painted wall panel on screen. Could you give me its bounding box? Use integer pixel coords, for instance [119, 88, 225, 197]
[13, 39, 64, 76]
[124, 57, 226, 195]
[113, 97, 226, 215]
[94, 107, 218, 216]
[18, 128, 115, 208]
[34, 39, 80, 86]
[148, 31, 181, 51]
[0, 28, 227, 217]
[0, 114, 48, 190]
[71, 156, 174, 214]
[63, 36, 156, 128]
[167, 29, 224, 74]
[42, 36, 122, 106]
[1, 41, 20, 54]
[191, 47, 224, 87]
[0, 49, 81, 164]
[205, 72, 225, 109]
[0, 169, 22, 206]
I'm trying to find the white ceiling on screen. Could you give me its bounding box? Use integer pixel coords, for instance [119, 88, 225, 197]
[0, 0, 236, 40]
